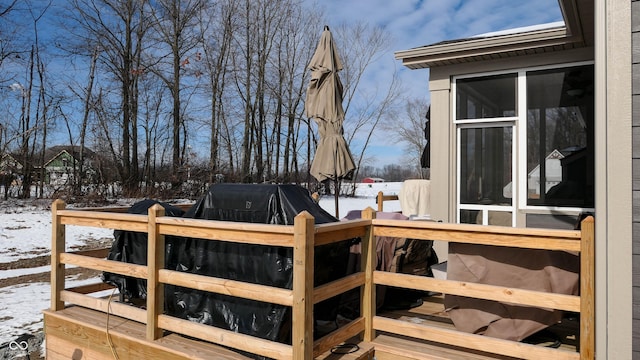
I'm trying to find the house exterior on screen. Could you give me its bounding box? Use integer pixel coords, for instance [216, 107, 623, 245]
[37, 146, 97, 186]
[0, 153, 23, 176]
[396, 0, 633, 358]
[362, 177, 385, 183]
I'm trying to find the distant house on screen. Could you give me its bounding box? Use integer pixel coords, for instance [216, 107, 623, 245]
[35, 146, 97, 185]
[0, 153, 23, 187]
[362, 177, 385, 183]
[0, 153, 23, 175]
[526, 148, 565, 197]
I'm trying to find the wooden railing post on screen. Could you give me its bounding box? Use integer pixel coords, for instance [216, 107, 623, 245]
[361, 207, 377, 341]
[377, 192, 384, 212]
[147, 204, 165, 340]
[51, 199, 66, 311]
[580, 216, 595, 359]
[292, 211, 315, 360]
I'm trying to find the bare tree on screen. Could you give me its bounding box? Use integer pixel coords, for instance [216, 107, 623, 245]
[197, 0, 236, 182]
[17, 46, 36, 198]
[0, 0, 19, 73]
[32, 3, 53, 198]
[386, 97, 430, 178]
[269, 3, 321, 183]
[227, 0, 307, 182]
[66, 0, 152, 194]
[0, 0, 23, 199]
[138, 77, 170, 191]
[77, 47, 99, 193]
[148, 0, 204, 183]
[0, 1, 408, 198]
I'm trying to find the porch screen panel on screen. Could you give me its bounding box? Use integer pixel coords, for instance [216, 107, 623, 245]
[526, 65, 594, 207]
[459, 126, 513, 224]
[456, 74, 517, 119]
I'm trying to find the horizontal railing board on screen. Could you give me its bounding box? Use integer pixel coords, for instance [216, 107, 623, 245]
[158, 314, 293, 360]
[314, 219, 370, 246]
[59, 253, 148, 279]
[312, 317, 366, 357]
[58, 210, 148, 230]
[315, 219, 371, 233]
[314, 227, 367, 246]
[158, 223, 295, 247]
[158, 269, 293, 306]
[68, 248, 110, 259]
[372, 222, 581, 252]
[60, 290, 147, 323]
[313, 272, 365, 304]
[156, 216, 295, 233]
[373, 316, 579, 360]
[374, 271, 581, 312]
[372, 218, 581, 239]
[64, 281, 114, 295]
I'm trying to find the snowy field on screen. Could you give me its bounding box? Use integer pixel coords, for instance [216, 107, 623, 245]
[0, 182, 402, 357]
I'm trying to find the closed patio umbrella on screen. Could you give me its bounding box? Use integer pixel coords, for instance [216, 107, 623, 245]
[306, 25, 355, 217]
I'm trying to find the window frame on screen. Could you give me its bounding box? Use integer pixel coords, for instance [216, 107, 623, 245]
[456, 121, 516, 226]
[452, 61, 595, 227]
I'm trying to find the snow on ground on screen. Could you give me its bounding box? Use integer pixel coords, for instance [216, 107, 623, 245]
[0, 182, 403, 353]
[0, 211, 114, 264]
[319, 181, 402, 218]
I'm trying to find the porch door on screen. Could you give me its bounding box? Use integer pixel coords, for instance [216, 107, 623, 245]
[457, 124, 515, 226]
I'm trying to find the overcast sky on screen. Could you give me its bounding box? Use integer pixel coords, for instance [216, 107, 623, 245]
[308, 0, 564, 166]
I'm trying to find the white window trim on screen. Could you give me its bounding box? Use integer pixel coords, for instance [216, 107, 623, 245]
[455, 122, 516, 226]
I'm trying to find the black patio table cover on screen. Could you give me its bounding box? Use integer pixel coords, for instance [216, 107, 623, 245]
[103, 184, 352, 349]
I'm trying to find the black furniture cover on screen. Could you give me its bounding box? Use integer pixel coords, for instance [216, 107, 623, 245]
[103, 184, 352, 348]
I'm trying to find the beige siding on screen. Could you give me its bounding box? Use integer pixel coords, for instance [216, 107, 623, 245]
[632, 0, 640, 357]
[597, 0, 633, 358]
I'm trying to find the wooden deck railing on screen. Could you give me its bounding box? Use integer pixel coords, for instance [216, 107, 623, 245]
[49, 199, 594, 360]
[376, 191, 399, 212]
[50, 199, 371, 360]
[366, 209, 594, 360]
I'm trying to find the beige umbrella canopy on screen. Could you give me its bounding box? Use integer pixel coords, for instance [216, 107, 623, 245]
[306, 26, 356, 216]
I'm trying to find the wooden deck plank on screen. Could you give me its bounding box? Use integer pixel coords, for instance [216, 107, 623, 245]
[372, 333, 519, 360]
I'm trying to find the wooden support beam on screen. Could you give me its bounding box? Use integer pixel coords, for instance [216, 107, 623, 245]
[292, 211, 315, 360]
[51, 199, 66, 311]
[361, 207, 376, 342]
[579, 216, 595, 359]
[377, 191, 399, 212]
[147, 204, 165, 340]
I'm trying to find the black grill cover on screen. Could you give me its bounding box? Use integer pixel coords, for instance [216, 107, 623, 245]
[103, 184, 352, 349]
[102, 199, 185, 300]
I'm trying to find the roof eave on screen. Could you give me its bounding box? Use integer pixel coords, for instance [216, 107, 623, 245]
[395, 27, 584, 69]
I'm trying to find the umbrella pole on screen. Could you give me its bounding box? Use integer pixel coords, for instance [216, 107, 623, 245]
[334, 179, 339, 218]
